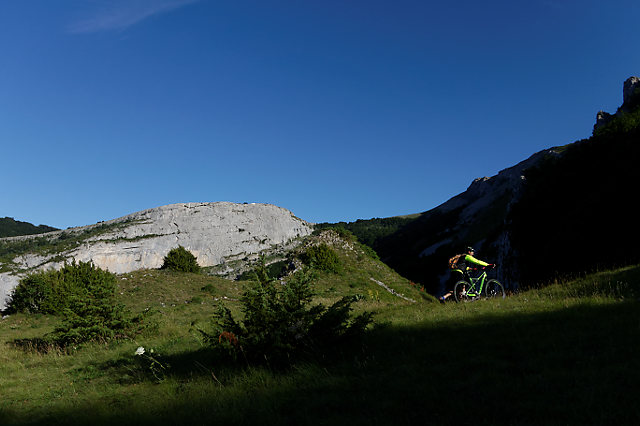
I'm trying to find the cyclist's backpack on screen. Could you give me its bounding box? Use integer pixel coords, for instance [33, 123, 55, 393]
[448, 254, 465, 270]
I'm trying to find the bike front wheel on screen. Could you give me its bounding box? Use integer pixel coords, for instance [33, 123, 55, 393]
[484, 279, 505, 299]
[454, 280, 479, 302]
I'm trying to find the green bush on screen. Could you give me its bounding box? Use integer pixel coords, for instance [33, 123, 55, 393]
[8, 261, 120, 315]
[236, 258, 292, 282]
[359, 243, 380, 261]
[50, 280, 132, 347]
[196, 267, 372, 367]
[162, 246, 200, 273]
[7, 272, 55, 314]
[8, 261, 150, 348]
[300, 244, 341, 273]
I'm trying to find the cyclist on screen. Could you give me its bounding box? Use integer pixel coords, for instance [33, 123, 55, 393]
[440, 246, 494, 302]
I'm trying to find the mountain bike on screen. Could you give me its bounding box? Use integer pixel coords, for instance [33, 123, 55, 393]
[454, 266, 505, 302]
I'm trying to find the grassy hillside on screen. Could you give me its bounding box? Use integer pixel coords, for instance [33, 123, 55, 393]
[0, 217, 57, 238]
[1, 230, 638, 425]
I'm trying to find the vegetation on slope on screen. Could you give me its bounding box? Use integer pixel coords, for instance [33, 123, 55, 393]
[0, 219, 147, 274]
[198, 265, 373, 367]
[161, 246, 201, 273]
[0, 217, 57, 238]
[510, 99, 640, 287]
[315, 215, 419, 249]
[0, 229, 638, 425]
[319, 201, 510, 296]
[6, 261, 151, 349]
[324, 90, 640, 294]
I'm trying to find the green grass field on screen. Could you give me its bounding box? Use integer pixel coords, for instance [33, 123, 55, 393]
[1, 235, 638, 425]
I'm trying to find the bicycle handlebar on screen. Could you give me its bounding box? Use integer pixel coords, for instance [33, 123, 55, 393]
[469, 264, 498, 271]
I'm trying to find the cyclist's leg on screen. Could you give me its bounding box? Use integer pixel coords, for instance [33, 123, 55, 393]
[441, 270, 463, 301]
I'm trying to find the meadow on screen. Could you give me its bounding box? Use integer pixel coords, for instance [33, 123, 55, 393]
[1, 237, 638, 425]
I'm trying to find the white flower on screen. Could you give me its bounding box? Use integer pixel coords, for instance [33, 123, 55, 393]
[135, 346, 145, 356]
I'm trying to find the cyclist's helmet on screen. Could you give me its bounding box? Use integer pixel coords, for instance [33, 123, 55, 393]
[466, 246, 475, 253]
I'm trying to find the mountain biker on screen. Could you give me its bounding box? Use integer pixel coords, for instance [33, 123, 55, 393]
[440, 247, 494, 302]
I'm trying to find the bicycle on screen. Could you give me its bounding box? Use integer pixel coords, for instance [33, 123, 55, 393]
[453, 266, 505, 302]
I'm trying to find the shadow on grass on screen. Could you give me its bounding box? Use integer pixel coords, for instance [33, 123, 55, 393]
[3, 301, 639, 426]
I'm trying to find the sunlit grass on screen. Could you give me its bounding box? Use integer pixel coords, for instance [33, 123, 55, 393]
[1, 261, 638, 425]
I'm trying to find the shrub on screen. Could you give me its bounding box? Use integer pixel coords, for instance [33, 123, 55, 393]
[359, 243, 380, 261]
[162, 246, 200, 273]
[8, 260, 119, 315]
[236, 258, 292, 281]
[196, 267, 372, 367]
[7, 272, 55, 314]
[8, 261, 151, 348]
[300, 244, 341, 273]
[49, 279, 132, 347]
[201, 284, 216, 294]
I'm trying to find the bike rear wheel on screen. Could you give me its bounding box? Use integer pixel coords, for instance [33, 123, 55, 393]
[454, 280, 479, 302]
[484, 279, 505, 299]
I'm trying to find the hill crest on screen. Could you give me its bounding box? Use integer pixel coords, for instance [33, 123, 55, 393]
[0, 202, 312, 309]
[0, 217, 58, 238]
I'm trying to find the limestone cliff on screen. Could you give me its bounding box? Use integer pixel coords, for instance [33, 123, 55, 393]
[0, 202, 313, 309]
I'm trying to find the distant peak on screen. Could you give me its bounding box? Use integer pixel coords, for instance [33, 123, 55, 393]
[594, 76, 640, 132]
[623, 76, 640, 106]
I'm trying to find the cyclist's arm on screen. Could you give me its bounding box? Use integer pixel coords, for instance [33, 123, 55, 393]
[464, 254, 489, 267]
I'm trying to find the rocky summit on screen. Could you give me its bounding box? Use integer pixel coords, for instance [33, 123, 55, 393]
[594, 76, 640, 131]
[0, 202, 313, 310]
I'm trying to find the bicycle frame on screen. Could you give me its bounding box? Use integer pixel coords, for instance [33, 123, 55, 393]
[461, 269, 489, 297]
[454, 267, 505, 302]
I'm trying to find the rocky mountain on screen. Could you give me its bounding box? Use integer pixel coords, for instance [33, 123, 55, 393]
[594, 76, 640, 131]
[0, 202, 313, 309]
[3, 77, 638, 305]
[366, 147, 562, 294]
[339, 76, 640, 295]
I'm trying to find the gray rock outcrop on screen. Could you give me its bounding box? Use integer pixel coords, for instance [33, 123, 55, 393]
[623, 76, 640, 106]
[594, 76, 640, 132]
[0, 202, 313, 310]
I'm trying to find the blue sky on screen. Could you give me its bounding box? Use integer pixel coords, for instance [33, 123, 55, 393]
[1, 0, 639, 229]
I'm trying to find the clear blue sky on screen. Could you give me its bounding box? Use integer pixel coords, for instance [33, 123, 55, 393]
[2, 0, 639, 229]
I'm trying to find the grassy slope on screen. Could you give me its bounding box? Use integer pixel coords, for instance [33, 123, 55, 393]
[0, 233, 638, 425]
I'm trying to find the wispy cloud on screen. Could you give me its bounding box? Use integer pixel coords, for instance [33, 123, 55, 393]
[68, 0, 200, 34]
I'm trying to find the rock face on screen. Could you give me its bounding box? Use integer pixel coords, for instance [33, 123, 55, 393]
[0, 202, 313, 310]
[382, 77, 639, 295]
[419, 148, 560, 287]
[373, 141, 562, 296]
[594, 76, 640, 132]
[623, 76, 640, 106]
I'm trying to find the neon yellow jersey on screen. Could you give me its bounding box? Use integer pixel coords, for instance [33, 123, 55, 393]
[451, 254, 489, 274]
[464, 254, 489, 268]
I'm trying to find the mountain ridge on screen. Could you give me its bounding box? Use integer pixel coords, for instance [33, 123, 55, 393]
[332, 76, 640, 295]
[4, 76, 639, 301]
[0, 202, 312, 309]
